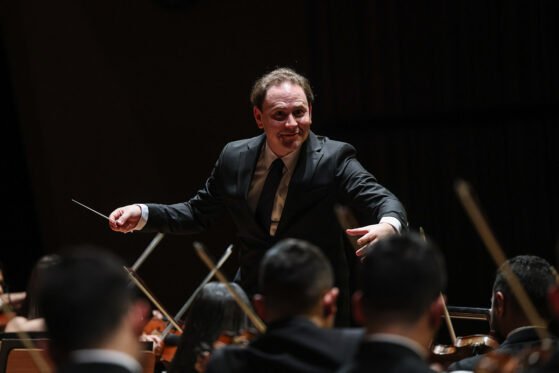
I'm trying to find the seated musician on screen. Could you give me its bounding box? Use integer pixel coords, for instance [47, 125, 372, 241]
[447, 255, 556, 372]
[339, 232, 447, 373]
[4, 254, 60, 333]
[168, 282, 250, 373]
[206, 238, 364, 373]
[0, 261, 28, 325]
[38, 245, 151, 373]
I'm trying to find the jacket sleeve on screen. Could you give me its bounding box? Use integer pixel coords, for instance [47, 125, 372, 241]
[335, 142, 408, 230]
[143, 144, 230, 234]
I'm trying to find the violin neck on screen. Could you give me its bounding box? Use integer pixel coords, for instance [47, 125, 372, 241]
[446, 306, 490, 321]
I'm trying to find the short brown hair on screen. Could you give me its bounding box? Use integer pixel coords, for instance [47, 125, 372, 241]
[250, 67, 314, 110]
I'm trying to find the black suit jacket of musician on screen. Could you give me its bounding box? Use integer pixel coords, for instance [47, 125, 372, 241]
[206, 317, 364, 373]
[144, 132, 408, 324]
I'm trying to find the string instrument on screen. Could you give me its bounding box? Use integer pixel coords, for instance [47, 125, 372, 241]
[142, 312, 183, 364]
[415, 227, 500, 368]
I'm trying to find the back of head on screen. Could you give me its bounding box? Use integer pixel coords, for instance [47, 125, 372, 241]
[258, 238, 333, 317]
[360, 233, 447, 324]
[169, 282, 249, 373]
[38, 245, 132, 358]
[24, 254, 61, 319]
[493, 255, 555, 321]
[250, 67, 314, 110]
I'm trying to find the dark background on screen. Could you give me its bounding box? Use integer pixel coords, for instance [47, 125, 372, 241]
[1, 0, 558, 340]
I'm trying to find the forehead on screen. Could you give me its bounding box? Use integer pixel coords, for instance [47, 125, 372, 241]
[263, 82, 308, 108]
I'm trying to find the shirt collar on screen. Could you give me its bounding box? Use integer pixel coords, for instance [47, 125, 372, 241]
[365, 333, 428, 360]
[70, 349, 142, 373]
[263, 141, 301, 172]
[506, 325, 547, 339]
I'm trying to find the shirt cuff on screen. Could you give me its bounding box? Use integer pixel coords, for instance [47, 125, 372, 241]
[380, 217, 401, 234]
[134, 204, 149, 231]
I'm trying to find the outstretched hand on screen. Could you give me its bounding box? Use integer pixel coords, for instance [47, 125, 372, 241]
[108, 204, 142, 233]
[346, 222, 397, 257]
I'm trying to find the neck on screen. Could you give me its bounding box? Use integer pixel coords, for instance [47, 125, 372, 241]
[366, 318, 434, 351]
[97, 321, 142, 361]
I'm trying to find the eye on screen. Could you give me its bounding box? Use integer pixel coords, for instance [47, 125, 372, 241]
[272, 111, 287, 120]
[293, 109, 306, 117]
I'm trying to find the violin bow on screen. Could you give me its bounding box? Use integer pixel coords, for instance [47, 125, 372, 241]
[160, 244, 234, 339]
[131, 233, 165, 272]
[0, 299, 52, 372]
[124, 266, 183, 333]
[193, 242, 267, 334]
[419, 227, 457, 345]
[455, 179, 551, 342]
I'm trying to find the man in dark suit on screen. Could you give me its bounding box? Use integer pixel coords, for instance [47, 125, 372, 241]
[38, 246, 150, 373]
[340, 233, 446, 373]
[108, 67, 407, 325]
[206, 238, 363, 373]
[447, 255, 556, 371]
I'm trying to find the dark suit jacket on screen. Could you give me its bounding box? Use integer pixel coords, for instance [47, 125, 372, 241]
[447, 327, 555, 371]
[206, 317, 364, 373]
[145, 132, 407, 324]
[338, 340, 434, 373]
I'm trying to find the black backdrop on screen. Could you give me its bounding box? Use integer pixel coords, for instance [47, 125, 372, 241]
[1, 0, 558, 338]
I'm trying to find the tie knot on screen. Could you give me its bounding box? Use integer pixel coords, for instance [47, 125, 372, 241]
[270, 158, 284, 173]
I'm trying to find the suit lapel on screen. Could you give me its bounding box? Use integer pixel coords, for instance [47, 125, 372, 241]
[238, 134, 266, 199]
[276, 132, 324, 235]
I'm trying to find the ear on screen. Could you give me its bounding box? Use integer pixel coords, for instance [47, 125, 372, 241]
[352, 291, 366, 326]
[130, 299, 151, 336]
[548, 286, 559, 319]
[494, 291, 505, 318]
[428, 295, 444, 331]
[322, 287, 339, 319]
[253, 294, 266, 321]
[253, 106, 264, 129]
[308, 103, 312, 124]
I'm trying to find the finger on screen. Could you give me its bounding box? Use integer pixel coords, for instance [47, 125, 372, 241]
[355, 244, 368, 257]
[346, 228, 369, 236]
[356, 233, 377, 246]
[116, 210, 130, 226]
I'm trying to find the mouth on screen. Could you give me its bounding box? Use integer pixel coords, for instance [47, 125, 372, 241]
[280, 131, 300, 138]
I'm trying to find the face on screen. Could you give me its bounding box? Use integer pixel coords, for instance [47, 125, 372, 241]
[253, 82, 312, 157]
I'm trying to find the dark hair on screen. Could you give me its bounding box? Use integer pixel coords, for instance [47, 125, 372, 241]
[21, 254, 61, 320]
[38, 246, 133, 359]
[168, 282, 249, 373]
[250, 67, 314, 110]
[493, 255, 555, 321]
[360, 233, 447, 323]
[258, 238, 333, 316]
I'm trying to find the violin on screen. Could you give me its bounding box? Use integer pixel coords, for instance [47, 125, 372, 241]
[429, 303, 499, 368]
[193, 328, 259, 373]
[431, 334, 500, 367]
[474, 340, 556, 373]
[142, 311, 183, 365]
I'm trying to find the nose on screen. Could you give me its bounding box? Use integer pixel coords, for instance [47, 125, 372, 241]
[285, 114, 297, 127]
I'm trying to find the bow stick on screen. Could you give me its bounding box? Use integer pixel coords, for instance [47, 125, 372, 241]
[160, 244, 234, 339]
[193, 242, 266, 334]
[455, 179, 550, 342]
[124, 267, 183, 333]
